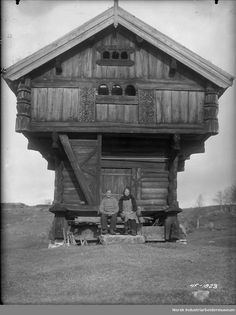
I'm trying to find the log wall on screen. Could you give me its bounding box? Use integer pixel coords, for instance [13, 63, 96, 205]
[60, 162, 169, 212]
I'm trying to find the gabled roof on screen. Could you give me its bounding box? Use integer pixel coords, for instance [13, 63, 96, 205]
[3, 4, 234, 90]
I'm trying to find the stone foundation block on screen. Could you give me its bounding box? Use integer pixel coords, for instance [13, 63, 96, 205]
[99, 234, 146, 245]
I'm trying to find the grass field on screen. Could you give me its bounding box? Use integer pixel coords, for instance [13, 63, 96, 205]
[1, 203, 236, 305]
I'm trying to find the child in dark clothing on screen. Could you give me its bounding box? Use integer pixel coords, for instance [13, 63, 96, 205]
[118, 187, 138, 236]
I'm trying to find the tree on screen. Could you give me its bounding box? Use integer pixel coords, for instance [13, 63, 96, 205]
[213, 191, 224, 211]
[231, 184, 236, 203]
[223, 184, 236, 213]
[223, 187, 233, 205]
[194, 194, 204, 228]
[226, 184, 236, 204]
[196, 194, 204, 208]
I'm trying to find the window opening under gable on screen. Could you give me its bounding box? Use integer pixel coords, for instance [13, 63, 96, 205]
[121, 51, 128, 59]
[125, 85, 136, 96]
[98, 84, 109, 95]
[111, 84, 123, 95]
[103, 51, 110, 59]
[112, 51, 119, 59]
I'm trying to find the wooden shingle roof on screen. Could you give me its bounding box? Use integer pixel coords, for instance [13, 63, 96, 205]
[3, 4, 234, 90]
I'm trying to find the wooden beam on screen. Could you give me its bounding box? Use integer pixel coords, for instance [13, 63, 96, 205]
[32, 79, 205, 91]
[55, 57, 62, 75]
[61, 203, 98, 212]
[136, 35, 144, 48]
[96, 95, 138, 105]
[101, 160, 166, 169]
[169, 58, 177, 77]
[59, 134, 94, 205]
[30, 122, 205, 134]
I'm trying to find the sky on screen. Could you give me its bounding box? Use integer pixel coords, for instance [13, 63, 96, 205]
[1, 0, 236, 207]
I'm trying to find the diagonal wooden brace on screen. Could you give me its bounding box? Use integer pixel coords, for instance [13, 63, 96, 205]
[59, 134, 94, 205]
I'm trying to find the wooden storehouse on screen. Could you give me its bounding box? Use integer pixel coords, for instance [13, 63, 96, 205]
[3, 2, 234, 240]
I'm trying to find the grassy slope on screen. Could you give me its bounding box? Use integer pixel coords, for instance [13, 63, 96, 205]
[1, 204, 236, 305]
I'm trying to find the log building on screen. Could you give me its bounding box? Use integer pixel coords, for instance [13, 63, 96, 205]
[3, 2, 234, 240]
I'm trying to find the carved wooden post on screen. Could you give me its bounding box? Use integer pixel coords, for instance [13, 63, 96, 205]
[167, 134, 181, 210]
[16, 78, 31, 132]
[204, 84, 219, 134]
[165, 134, 181, 241]
[168, 156, 179, 208]
[53, 157, 64, 204]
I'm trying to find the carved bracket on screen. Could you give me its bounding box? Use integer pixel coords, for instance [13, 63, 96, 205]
[204, 89, 219, 134]
[16, 78, 31, 132]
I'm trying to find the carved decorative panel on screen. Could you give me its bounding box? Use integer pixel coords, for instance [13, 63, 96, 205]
[79, 87, 95, 122]
[203, 90, 219, 134]
[138, 89, 155, 124]
[17, 82, 31, 118]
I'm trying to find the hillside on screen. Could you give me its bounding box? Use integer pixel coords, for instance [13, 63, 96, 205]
[178, 204, 236, 233]
[1, 203, 53, 249]
[1, 203, 236, 304]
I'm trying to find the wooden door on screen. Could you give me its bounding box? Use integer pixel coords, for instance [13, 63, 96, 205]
[101, 168, 132, 200]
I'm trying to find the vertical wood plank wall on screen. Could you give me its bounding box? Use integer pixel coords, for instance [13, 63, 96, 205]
[31, 28, 206, 125]
[31, 87, 204, 124]
[35, 30, 203, 82]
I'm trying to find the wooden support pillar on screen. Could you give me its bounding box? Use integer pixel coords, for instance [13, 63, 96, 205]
[49, 203, 69, 241]
[97, 134, 102, 204]
[53, 157, 64, 204]
[167, 134, 181, 210]
[165, 134, 182, 241]
[167, 154, 179, 209]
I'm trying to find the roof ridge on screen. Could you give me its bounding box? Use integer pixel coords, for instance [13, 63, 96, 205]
[3, 4, 234, 90]
[4, 6, 114, 79]
[117, 6, 235, 86]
